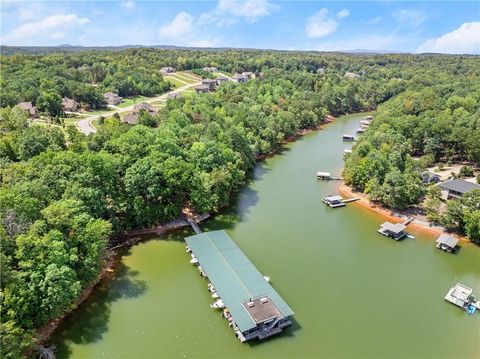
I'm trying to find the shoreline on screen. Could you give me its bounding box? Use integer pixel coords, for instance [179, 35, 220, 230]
[338, 183, 472, 245]
[38, 114, 340, 348]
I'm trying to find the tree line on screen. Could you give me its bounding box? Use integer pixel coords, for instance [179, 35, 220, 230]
[1, 49, 479, 357]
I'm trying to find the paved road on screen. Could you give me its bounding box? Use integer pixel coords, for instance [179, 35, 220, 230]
[75, 81, 200, 135]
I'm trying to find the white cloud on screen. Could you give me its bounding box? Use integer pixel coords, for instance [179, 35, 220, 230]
[2, 14, 89, 44]
[337, 9, 350, 19]
[365, 16, 382, 25]
[158, 12, 220, 48]
[199, 0, 278, 26]
[417, 22, 480, 54]
[217, 0, 278, 22]
[305, 8, 341, 38]
[158, 12, 194, 37]
[393, 9, 425, 28]
[120, 1, 136, 9]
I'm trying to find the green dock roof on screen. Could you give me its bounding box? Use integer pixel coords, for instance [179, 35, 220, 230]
[185, 230, 294, 332]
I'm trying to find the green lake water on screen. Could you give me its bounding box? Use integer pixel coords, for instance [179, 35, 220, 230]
[52, 113, 480, 358]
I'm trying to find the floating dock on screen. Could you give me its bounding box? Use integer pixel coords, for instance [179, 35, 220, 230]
[322, 195, 346, 208]
[377, 221, 408, 241]
[445, 283, 480, 314]
[185, 230, 294, 342]
[436, 234, 458, 253]
[342, 134, 355, 141]
[316, 171, 343, 180]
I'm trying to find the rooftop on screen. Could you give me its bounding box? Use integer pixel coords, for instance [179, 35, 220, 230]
[185, 230, 294, 332]
[243, 296, 282, 324]
[380, 222, 406, 234]
[436, 233, 458, 248]
[438, 178, 480, 194]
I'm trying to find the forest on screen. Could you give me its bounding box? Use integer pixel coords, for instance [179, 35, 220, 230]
[1, 48, 479, 357]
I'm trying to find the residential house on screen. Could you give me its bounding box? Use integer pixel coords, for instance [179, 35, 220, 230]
[201, 79, 217, 91]
[62, 97, 80, 112]
[216, 76, 229, 86]
[242, 71, 255, 79]
[437, 178, 480, 200]
[104, 92, 123, 106]
[160, 67, 175, 75]
[195, 85, 210, 94]
[232, 73, 248, 83]
[122, 102, 158, 125]
[16, 102, 38, 118]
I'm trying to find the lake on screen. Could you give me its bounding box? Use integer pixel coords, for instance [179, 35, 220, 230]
[52, 113, 480, 358]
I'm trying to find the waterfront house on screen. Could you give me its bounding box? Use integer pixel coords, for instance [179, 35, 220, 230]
[437, 179, 480, 200]
[16, 102, 38, 118]
[195, 85, 210, 94]
[62, 97, 80, 112]
[160, 66, 175, 75]
[232, 73, 248, 83]
[378, 221, 407, 240]
[104, 92, 123, 105]
[202, 79, 217, 91]
[435, 233, 458, 253]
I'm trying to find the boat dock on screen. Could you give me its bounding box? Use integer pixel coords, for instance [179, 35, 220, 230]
[322, 195, 346, 208]
[185, 230, 294, 342]
[377, 221, 408, 241]
[316, 171, 344, 180]
[342, 197, 360, 203]
[444, 283, 480, 314]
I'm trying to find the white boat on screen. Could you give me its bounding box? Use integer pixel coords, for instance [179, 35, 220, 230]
[185, 246, 191, 253]
[356, 128, 365, 133]
[263, 275, 271, 283]
[190, 257, 198, 265]
[210, 299, 225, 309]
[212, 292, 220, 299]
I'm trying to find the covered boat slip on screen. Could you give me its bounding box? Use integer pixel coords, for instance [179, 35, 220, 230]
[185, 230, 294, 339]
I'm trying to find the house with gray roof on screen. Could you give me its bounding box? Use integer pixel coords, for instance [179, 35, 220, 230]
[216, 76, 229, 85]
[122, 102, 158, 125]
[201, 79, 217, 91]
[16, 102, 38, 118]
[104, 92, 123, 105]
[62, 97, 80, 112]
[437, 178, 480, 200]
[195, 85, 210, 94]
[160, 67, 175, 75]
[232, 73, 248, 83]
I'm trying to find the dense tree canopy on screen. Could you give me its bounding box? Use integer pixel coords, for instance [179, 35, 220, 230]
[1, 48, 479, 357]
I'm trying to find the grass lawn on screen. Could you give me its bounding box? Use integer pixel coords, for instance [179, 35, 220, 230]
[81, 108, 112, 115]
[164, 76, 187, 88]
[117, 95, 149, 108]
[173, 72, 200, 84]
[180, 71, 202, 81]
[91, 119, 100, 128]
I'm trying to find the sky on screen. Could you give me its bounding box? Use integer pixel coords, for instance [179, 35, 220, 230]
[1, 1, 479, 54]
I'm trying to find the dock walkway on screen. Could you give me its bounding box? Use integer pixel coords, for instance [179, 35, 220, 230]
[187, 218, 202, 234]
